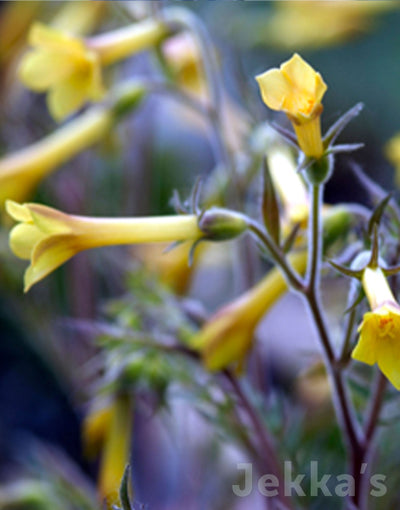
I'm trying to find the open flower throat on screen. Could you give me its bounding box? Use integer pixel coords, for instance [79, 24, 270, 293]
[256, 53, 327, 158]
[352, 267, 400, 390]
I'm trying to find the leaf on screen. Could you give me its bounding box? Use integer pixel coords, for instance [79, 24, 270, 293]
[281, 222, 301, 254]
[119, 465, 133, 510]
[261, 156, 281, 245]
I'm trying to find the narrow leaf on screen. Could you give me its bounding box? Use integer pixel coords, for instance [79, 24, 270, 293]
[119, 465, 133, 510]
[281, 222, 301, 254]
[261, 156, 281, 245]
[367, 194, 392, 237]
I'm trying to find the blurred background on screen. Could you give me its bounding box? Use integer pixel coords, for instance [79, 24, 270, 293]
[1, 1, 400, 509]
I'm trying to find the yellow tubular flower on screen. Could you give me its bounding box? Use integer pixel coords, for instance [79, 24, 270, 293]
[98, 395, 133, 508]
[192, 251, 307, 372]
[256, 53, 327, 158]
[352, 266, 400, 390]
[266, 143, 309, 227]
[19, 23, 104, 121]
[51, 1, 106, 36]
[6, 200, 203, 292]
[87, 18, 168, 66]
[136, 241, 205, 295]
[0, 106, 113, 209]
[162, 33, 206, 99]
[82, 403, 113, 459]
[18, 19, 167, 120]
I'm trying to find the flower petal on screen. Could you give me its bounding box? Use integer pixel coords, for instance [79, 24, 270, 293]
[47, 74, 90, 121]
[5, 200, 33, 222]
[377, 338, 400, 390]
[281, 53, 325, 96]
[24, 234, 78, 292]
[352, 314, 378, 365]
[256, 68, 290, 111]
[314, 72, 328, 105]
[28, 203, 73, 235]
[9, 223, 46, 260]
[18, 50, 75, 91]
[29, 22, 84, 54]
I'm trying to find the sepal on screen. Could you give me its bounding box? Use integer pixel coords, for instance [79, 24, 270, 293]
[323, 102, 364, 148]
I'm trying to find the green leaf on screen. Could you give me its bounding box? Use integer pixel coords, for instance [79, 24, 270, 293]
[119, 465, 133, 510]
[261, 156, 281, 245]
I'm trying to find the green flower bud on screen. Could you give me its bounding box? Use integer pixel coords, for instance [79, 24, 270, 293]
[198, 207, 248, 241]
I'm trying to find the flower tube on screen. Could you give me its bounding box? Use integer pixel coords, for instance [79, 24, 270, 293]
[6, 200, 203, 292]
[192, 251, 308, 372]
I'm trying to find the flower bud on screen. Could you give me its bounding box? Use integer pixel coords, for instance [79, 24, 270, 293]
[198, 207, 248, 241]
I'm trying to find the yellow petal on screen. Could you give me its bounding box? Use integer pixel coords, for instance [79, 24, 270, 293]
[352, 314, 378, 365]
[29, 22, 84, 54]
[28, 203, 73, 235]
[9, 223, 46, 260]
[18, 50, 75, 91]
[5, 200, 33, 222]
[256, 68, 290, 111]
[24, 234, 78, 292]
[47, 74, 90, 121]
[281, 53, 321, 95]
[377, 338, 400, 390]
[314, 72, 328, 105]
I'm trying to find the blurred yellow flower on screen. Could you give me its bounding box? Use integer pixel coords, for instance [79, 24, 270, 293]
[266, 142, 309, 227]
[83, 396, 133, 508]
[19, 22, 104, 121]
[384, 132, 400, 187]
[264, 1, 395, 50]
[163, 33, 206, 99]
[256, 53, 327, 158]
[6, 200, 202, 292]
[352, 267, 400, 390]
[19, 19, 167, 120]
[192, 251, 307, 372]
[0, 106, 113, 209]
[136, 241, 205, 295]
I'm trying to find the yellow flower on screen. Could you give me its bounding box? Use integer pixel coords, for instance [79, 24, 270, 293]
[83, 395, 133, 508]
[352, 267, 400, 390]
[384, 132, 400, 187]
[192, 251, 307, 372]
[19, 22, 104, 121]
[135, 241, 205, 295]
[0, 106, 113, 209]
[163, 33, 206, 99]
[18, 19, 167, 120]
[263, 1, 395, 50]
[256, 53, 327, 158]
[266, 142, 309, 227]
[6, 200, 202, 292]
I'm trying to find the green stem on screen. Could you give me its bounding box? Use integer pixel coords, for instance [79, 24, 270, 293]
[305, 183, 365, 508]
[247, 219, 305, 292]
